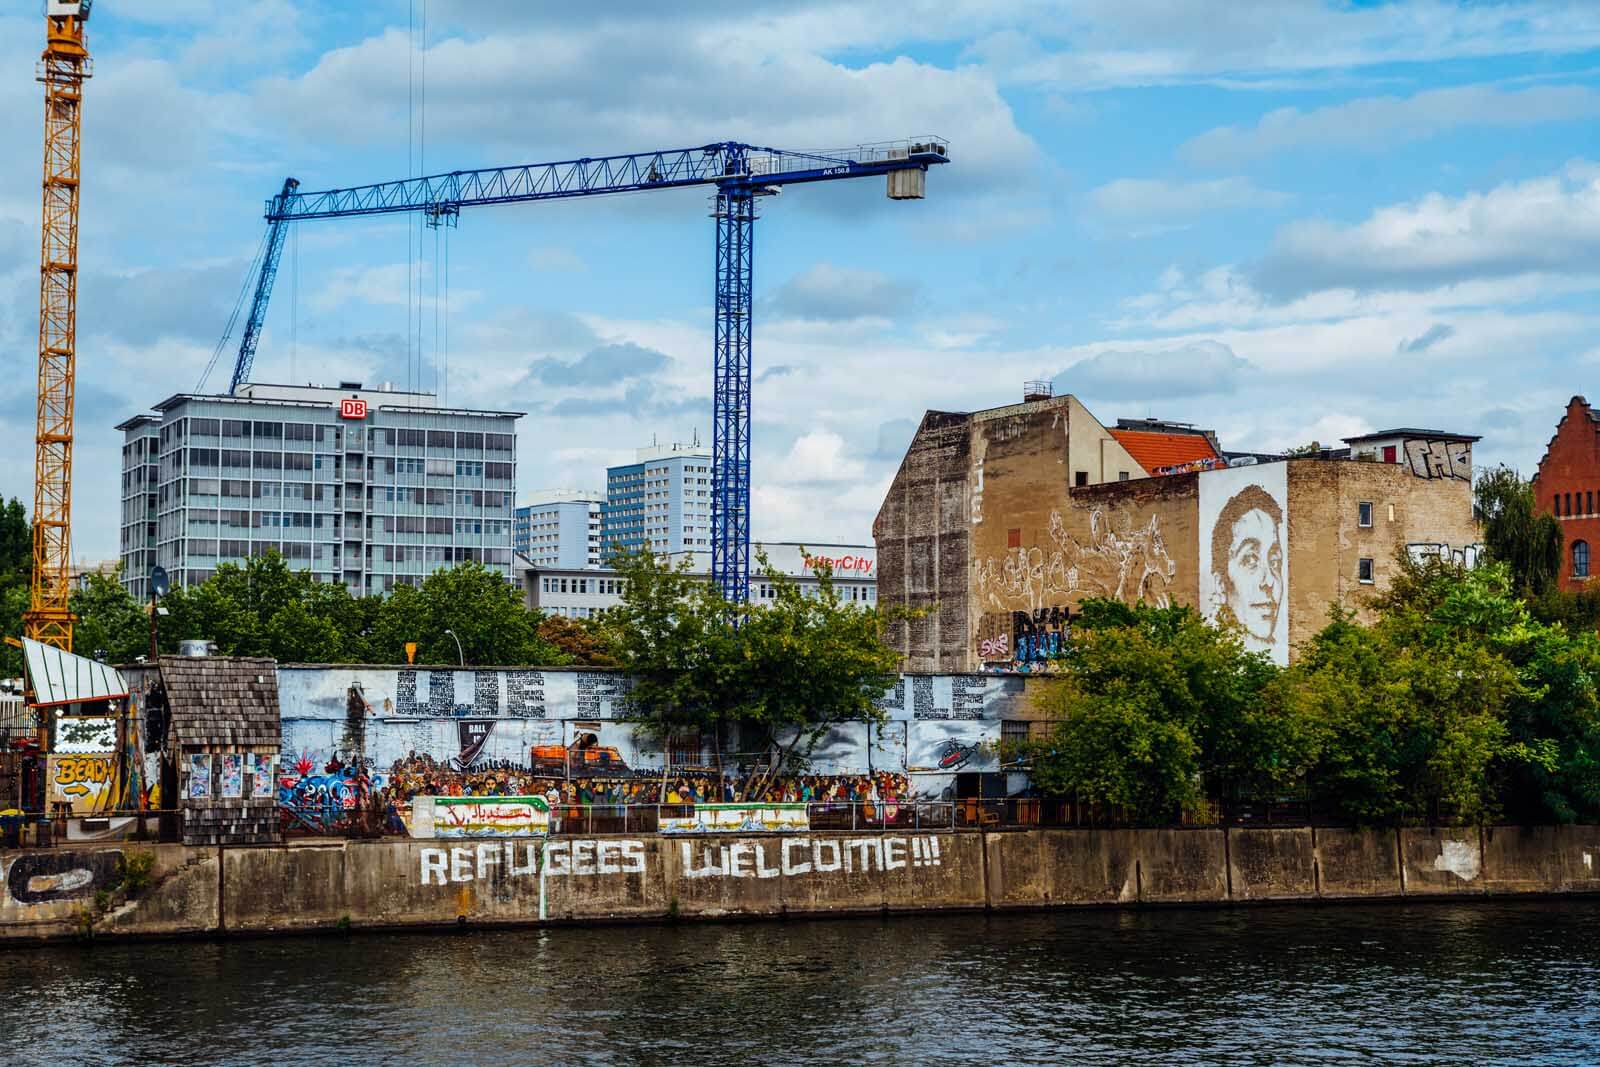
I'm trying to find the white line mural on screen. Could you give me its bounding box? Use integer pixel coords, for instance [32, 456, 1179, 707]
[1200, 464, 1289, 664]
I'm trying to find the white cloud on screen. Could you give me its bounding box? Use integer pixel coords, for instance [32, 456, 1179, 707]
[782, 431, 866, 483]
[1182, 83, 1600, 165]
[1055, 340, 1253, 401]
[1256, 163, 1600, 298]
[764, 263, 916, 323]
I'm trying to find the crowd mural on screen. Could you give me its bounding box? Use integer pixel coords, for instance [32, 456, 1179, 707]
[272, 667, 1028, 836]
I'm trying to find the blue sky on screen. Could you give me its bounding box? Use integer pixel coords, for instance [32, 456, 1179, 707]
[5, 1, 1600, 562]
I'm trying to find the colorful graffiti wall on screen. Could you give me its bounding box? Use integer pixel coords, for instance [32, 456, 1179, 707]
[277, 668, 1028, 806]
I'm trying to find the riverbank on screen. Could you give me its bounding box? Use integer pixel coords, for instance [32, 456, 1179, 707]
[3, 825, 1597, 943]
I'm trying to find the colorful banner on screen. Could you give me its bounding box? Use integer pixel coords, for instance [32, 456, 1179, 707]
[660, 803, 811, 835]
[251, 753, 275, 798]
[46, 754, 116, 815]
[54, 716, 117, 754]
[408, 795, 553, 838]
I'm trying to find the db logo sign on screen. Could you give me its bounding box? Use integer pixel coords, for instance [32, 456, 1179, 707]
[339, 398, 368, 420]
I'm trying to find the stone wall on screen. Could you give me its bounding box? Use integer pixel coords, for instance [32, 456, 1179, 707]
[5, 826, 1599, 943]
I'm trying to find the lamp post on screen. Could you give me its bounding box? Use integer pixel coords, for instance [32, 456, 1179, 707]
[443, 629, 465, 667]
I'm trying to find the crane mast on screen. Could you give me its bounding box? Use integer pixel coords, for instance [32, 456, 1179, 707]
[26, 1, 92, 651]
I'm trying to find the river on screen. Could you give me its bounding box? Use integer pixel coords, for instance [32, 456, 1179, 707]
[2, 901, 1597, 1065]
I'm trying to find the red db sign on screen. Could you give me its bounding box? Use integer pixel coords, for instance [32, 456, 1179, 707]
[340, 398, 368, 419]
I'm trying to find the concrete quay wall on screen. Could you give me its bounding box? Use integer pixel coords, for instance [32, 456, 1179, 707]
[4, 826, 1598, 943]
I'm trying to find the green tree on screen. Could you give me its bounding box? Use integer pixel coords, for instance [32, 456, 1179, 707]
[0, 497, 30, 678]
[537, 613, 619, 667]
[1475, 465, 1562, 597]
[70, 568, 149, 664]
[369, 562, 567, 666]
[601, 548, 901, 798]
[1014, 602, 1312, 823]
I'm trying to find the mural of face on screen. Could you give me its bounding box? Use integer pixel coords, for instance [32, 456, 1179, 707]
[1223, 507, 1283, 642]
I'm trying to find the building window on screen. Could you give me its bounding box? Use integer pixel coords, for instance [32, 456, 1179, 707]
[1118, 471, 1130, 481]
[1575, 540, 1590, 579]
[1358, 557, 1374, 584]
[1358, 501, 1373, 528]
[1074, 471, 1089, 487]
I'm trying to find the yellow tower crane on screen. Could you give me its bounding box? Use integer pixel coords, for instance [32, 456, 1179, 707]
[25, 1, 92, 651]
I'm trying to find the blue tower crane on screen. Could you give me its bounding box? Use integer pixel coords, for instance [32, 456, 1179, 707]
[215, 139, 949, 602]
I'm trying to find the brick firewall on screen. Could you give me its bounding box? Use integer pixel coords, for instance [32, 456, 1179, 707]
[1534, 395, 1600, 590]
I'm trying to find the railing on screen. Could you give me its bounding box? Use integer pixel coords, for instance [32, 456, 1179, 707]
[0, 809, 184, 849]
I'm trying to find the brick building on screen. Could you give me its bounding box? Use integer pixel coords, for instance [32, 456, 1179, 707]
[874, 390, 1482, 672]
[1533, 396, 1600, 589]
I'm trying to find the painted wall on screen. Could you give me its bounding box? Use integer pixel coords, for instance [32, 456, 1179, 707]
[277, 667, 1028, 803]
[9, 825, 1600, 942]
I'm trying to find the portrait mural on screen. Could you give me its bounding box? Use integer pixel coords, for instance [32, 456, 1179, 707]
[1199, 464, 1289, 664]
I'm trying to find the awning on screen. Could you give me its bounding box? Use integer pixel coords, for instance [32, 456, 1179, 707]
[22, 638, 130, 708]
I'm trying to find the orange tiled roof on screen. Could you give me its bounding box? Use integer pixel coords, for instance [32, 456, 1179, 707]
[1109, 429, 1219, 475]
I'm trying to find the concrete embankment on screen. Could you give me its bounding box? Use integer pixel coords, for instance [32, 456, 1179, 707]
[4, 826, 1598, 943]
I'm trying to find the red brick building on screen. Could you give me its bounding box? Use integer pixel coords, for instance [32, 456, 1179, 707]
[1534, 396, 1600, 589]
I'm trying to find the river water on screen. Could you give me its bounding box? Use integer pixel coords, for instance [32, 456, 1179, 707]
[1, 901, 1597, 1065]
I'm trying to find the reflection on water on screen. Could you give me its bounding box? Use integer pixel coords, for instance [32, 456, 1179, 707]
[2, 901, 1597, 1065]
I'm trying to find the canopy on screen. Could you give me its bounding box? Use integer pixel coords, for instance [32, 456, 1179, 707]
[21, 638, 129, 708]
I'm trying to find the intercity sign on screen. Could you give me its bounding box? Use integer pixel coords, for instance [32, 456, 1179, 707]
[803, 554, 873, 575]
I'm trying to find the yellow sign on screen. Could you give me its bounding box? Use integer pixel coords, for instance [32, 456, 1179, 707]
[405, 642, 418, 664]
[47, 753, 116, 815]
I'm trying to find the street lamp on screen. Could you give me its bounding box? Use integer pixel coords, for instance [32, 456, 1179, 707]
[443, 629, 465, 667]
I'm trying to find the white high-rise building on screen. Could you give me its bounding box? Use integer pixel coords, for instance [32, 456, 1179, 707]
[515, 490, 604, 569]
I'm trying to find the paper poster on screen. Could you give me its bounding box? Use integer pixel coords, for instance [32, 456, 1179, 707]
[220, 754, 243, 798]
[189, 754, 212, 799]
[253, 754, 275, 797]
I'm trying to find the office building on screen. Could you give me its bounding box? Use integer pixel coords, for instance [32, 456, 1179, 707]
[115, 382, 521, 601]
[523, 542, 877, 619]
[601, 440, 713, 558]
[514, 490, 604, 569]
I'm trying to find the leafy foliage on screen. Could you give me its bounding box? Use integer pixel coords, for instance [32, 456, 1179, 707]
[1475, 465, 1563, 597]
[600, 548, 902, 798]
[0, 497, 31, 677]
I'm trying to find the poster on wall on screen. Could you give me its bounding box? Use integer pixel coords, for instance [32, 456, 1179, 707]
[220, 754, 243, 798]
[189, 754, 212, 799]
[1199, 463, 1289, 665]
[252, 754, 276, 797]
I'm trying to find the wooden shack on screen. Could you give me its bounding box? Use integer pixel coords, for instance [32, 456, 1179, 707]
[159, 655, 281, 846]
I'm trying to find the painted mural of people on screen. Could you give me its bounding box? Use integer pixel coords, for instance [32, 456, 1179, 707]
[1208, 483, 1284, 654]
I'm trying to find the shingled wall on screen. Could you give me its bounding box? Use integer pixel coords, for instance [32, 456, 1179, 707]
[160, 656, 281, 846]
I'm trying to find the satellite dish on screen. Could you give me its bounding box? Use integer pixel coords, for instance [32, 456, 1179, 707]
[150, 566, 170, 598]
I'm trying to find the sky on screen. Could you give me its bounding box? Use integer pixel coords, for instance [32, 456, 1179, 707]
[4, 0, 1600, 564]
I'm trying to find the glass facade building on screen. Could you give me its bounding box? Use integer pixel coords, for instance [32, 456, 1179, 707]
[115, 383, 521, 601]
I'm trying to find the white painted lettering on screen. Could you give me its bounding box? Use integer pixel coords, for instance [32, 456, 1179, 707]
[729, 842, 754, 878]
[813, 839, 842, 872]
[450, 847, 474, 882]
[476, 843, 501, 877]
[420, 848, 448, 885]
[572, 839, 597, 876]
[755, 843, 781, 879]
[621, 840, 646, 874]
[595, 840, 620, 875]
[782, 838, 811, 876]
[543, 840, 571, 875]
[507, 842, 538, 876]
[884, 838, 907, 871]
[848, 838, 878, 873]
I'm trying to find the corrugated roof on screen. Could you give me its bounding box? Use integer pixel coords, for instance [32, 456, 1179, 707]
[1109, 429, 1219, 474]
[22, 638, 129, 708]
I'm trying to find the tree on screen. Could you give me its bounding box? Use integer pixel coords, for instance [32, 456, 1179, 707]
[70, 569, 149, 664]
[0, 498, 30, 678]
[1014, 602, 1313, 823]
[537, 614, 619, 667]
[369, 562, 568, 666]
[600, 548, 902, 798]
[1475, 465, 1562, 598]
